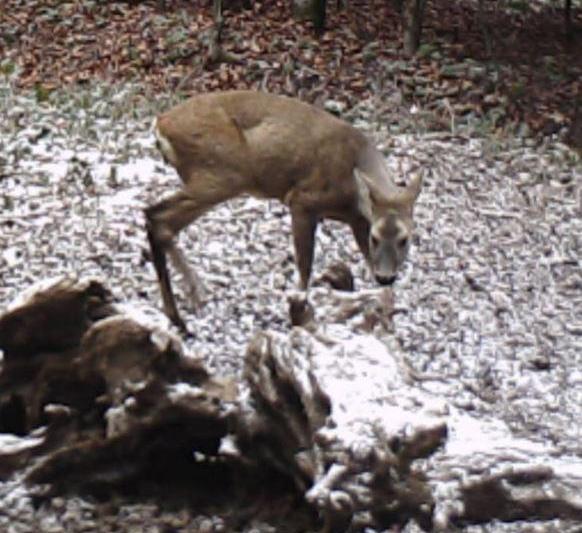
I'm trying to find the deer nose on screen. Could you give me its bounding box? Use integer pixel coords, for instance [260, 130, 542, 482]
[375, 274, 397, 286]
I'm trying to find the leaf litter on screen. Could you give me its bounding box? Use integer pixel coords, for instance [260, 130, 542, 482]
[1, 0, 581, 140]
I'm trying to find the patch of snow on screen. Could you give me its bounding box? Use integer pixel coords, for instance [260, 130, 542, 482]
[114, 302, 172, 331]
[100, 187, 146, 210]
[166, 383, 205, 402]
[446, 412, 548, 456]
[218, 435, 239, 457]
[0, 433, 44, 454]
[308, 332, 444, 456]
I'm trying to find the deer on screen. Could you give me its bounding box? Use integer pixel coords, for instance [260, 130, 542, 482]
[145, 91, 422, 331]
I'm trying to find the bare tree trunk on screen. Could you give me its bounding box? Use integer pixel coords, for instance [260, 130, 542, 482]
[314, 0, 326, 32]
[564, 0, 572, 38]
[402, 0, 427, 56]
[213, 0, 224, 30]
[293, 0, 327, 34]
[477, 0, 493, 57]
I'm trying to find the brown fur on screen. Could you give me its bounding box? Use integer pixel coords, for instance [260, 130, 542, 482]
[145, 91, 422, 329]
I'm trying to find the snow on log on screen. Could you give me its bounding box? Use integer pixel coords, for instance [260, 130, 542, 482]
[241, 327, 443, 530]
[1, 277, 582, 531]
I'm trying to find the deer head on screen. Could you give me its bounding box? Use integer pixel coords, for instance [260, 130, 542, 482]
[354, 169, 422, 285]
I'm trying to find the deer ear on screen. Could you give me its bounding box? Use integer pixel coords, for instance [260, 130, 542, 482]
[406, 172, 423, 204]
[354, 168, 374, 221]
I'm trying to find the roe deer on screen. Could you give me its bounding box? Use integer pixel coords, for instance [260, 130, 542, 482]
[146, 91, 422, 330]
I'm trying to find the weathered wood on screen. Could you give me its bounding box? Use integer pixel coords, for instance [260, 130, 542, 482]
[1, 277, 582, 530]
[0, 277, 114, 361]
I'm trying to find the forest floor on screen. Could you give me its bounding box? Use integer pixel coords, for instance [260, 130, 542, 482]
[0, 1, 581, 531]
[0, 0, 581, 141]
[1, 75, 581, 531]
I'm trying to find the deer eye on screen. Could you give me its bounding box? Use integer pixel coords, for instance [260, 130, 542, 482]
[398, 236, 409, 248]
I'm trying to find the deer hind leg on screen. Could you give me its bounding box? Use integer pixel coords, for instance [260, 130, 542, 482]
[145, 190, 216, 330]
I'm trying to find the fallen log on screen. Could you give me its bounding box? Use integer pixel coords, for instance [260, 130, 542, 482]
[1, 276, 581, 531]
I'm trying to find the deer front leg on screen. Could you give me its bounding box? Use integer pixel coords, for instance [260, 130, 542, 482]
[290, 207, 318, 290]
[348, 215, 371, 265]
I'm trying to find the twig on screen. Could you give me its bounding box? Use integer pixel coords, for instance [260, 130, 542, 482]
[475, 208, 521, 219]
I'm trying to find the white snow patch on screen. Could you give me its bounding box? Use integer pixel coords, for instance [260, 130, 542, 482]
[2, 247, 20, 268]
[206, 241, 224, 256]
[310, 332, 443, 453]
[552, 460, 582, 480]
[117, 159, 159, 184]
[448, 413, 549, 456]
[0, 434, 44, 455]
[114, 302, 172, 331]
[166, 383, 205, 402]
[218, 435, 240, 457]
[100, 187, 145, 210]
[41, 161, 69, 182]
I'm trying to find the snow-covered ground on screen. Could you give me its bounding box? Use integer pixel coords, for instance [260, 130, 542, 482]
[1, 79, 581, 531]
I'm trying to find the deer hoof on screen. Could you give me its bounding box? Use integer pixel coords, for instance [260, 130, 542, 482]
[166, 309, 188, 334]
